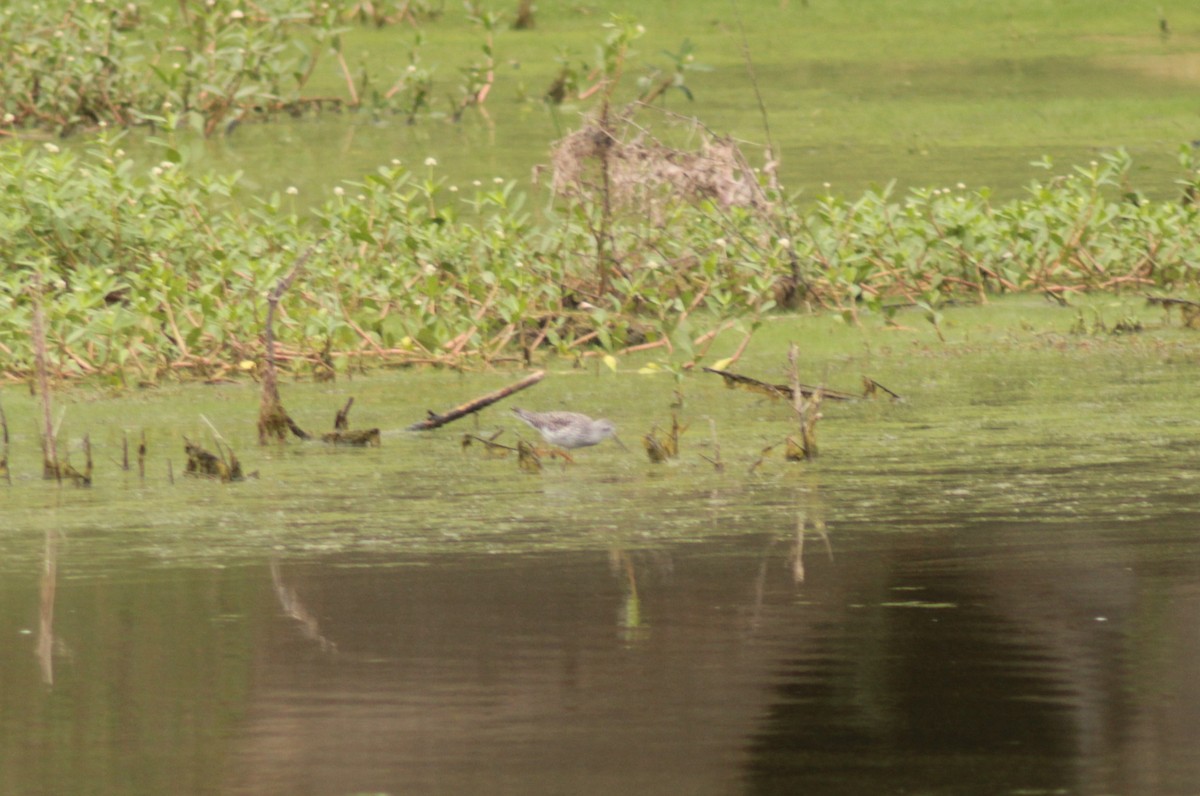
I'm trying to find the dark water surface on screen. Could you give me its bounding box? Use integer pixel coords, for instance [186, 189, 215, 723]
[2, 329, 1200, 795]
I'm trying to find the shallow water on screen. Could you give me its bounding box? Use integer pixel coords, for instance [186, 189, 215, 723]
[2, 323, 1200, 794]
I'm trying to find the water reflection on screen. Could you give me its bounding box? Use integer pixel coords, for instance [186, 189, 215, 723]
[223, 520, 1200, 794]
[750, 513, 1200, 795]
[609, 549, 650, 645]
[787, 490, 831, 586]
[36, 525, 58, 686]
[2, 503, 1198, 794]
[749, 488, 832, 633]
[270, 559, 338, 653]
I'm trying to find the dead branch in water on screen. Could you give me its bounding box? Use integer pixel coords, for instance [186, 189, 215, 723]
[701, 366, 855, 402]
[643, 412, 686, 464]
[407, 370, 545, 431]
[333, 397, 354, 430]
[28, 281, 89, 484]
[862, 377, 902, 400]
[698, 417, 725, 472]
[1146, 293, 1200, 328]
[787, 344, 821, 461]
[184, 436, 245, 482]
[30, 276, 58, 479]
[461, 430, 517, 457]
[0, 394, 9, 484]
[259, 241, 325, 444]
[323, 402, 380, 447]
[321, 397, 381, 446]
[517, 439, 542, 473]
[322, 427, 381, 446]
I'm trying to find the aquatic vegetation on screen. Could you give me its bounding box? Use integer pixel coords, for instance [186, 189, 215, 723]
[642, 412, 685, 464]
[3, 131, 1200, 383]
[183, 437, 245, 482]
[517, 438, 542, 473]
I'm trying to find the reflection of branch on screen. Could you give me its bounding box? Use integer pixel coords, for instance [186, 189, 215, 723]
[37, 526, 59, 685]
[750, 498, 835, 631]
[270, 561, 337, 653]
[750, 537, 778, 628]
[792, 510, 807, 584]
[609, 550, 650, 644]
[789, 507, 833, 585]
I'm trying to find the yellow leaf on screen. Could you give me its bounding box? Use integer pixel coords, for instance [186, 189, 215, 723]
[602, 354, 618, 372]
[710, 357, 732, 371]
[637, 363, 661, 374]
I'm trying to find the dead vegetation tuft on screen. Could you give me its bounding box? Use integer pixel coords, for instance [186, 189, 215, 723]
[549, 114, 768, 212]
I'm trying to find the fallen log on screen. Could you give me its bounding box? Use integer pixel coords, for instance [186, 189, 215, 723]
[407, 370, 545, 431]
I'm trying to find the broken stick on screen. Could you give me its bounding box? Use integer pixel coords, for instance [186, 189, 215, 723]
[258, 240, 325, 444]
[407, 370, 546, 431]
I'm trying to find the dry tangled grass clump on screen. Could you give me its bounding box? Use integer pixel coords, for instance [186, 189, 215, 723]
[548, 119, 768, 211]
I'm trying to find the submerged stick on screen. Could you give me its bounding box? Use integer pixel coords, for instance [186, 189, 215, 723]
[700, 417, 724, 472]
[461, 431, 517, 457]
[701, 366, 855, 402]
[1146, 293, 1200, 328]
[407, 370, 546, 431]
[321, 428, 381, 447]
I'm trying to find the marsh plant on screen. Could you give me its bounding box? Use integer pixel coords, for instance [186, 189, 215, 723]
[3, 127, 1200, 385]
